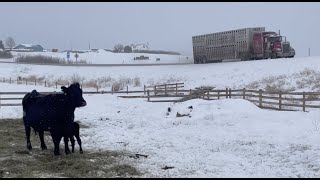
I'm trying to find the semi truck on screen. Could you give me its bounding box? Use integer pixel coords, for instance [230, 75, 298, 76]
[192, 27, 295, 64]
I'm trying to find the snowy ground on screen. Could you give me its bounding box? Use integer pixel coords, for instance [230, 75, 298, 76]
[0, 50, 193, 64]
[1, 56, 320, 177]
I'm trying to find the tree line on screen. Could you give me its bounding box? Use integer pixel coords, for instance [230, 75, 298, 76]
[0, 37, 15, 58]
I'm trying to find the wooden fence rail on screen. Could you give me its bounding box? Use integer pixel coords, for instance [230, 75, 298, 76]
[142, 88, 320, 112]
[0, 82, 184, 107]
[2, 84, 320, 112]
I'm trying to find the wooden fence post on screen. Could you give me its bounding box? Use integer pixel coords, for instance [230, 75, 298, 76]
[189, 89, 192, 99]
[26, 79, 27, 85]
[144, 85, 146, 95]
[218, 91, 220, 100]
[303, 91, 306, 112]
[17, 77, 18, 84]
[9, 77, 11, 84]
[127, 86, 128, 94]
[111, 86, 113, 95]
[229, 88, 231, 98]
[226, 88, 228, 98]
[259, 89, 262, 108]
[154, 86, 157, 95]
[176, 83, 178, 95]
[165, 84, 167, 95]
[207, 91, 209, 100]
[68, 82, 69, 87]
[147, 90, 150, 102]
[243, 88, 246, 99]
[277, 90, 281, 110]
[35, 79, 36, 86]
[56, 82, 57, 89]
[45, 81, 46, 87]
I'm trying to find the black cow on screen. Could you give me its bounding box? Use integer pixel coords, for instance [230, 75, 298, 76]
[23, 90, 83, 153]
[22, 83, 87, 155]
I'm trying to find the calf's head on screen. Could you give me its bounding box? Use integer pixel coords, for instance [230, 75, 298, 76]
[61, 83, 87, 108]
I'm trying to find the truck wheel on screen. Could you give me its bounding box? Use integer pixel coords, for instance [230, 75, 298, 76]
[271, 52, 277, 59]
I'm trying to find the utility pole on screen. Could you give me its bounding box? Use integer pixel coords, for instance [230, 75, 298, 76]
[309, 48, 310, 56]
[89, 42, 91, 51]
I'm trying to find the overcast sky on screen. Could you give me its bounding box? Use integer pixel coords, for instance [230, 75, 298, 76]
[0, 2, 319, 57]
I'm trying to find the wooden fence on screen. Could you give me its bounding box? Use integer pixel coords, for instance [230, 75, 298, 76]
[144, 83, 184, 95]
[0, 77, 184, 93]
[0, 82, 184, 107]
[139, 88, 320, 112]
[0, 77, 86, 89]
[2, 81, 320, 112]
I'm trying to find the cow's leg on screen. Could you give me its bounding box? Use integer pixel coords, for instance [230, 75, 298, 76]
[64, 136, 71, 155]
[25, 124, 32, 150]
[75, 133, 83, 154]
[70, 136, 75, 153]
[39, 130, 47, 150]
[51, 133, 62, 156]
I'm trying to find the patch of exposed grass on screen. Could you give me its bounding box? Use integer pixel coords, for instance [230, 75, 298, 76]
[0, 119, 141, 178]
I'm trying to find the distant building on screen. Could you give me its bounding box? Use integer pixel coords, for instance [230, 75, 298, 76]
[13, 44, 44, 52]
[130, 43, 149, 51]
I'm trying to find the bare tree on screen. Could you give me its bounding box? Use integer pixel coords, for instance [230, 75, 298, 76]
[113, 44, 124, 53]
[5, 37, 16, 50]
[0, 40, 4, 50]
[124, 45, 132, 53]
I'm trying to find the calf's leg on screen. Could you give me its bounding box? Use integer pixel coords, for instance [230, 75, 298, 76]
[39, 130, 47, 150]
[70, 136, 75, 153]
[75, 133, 83, 154]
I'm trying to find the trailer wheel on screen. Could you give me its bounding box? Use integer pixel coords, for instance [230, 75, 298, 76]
[271, 52, 277, 59]
[202, 56, 207, 64]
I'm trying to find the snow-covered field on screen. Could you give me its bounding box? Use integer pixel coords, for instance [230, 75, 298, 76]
[0, 55, 320, 91]
[1, 56, 320, 177]
[0, 50, 193, 64]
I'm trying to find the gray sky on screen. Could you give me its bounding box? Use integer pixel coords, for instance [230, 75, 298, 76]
[0, 2, 319, 57]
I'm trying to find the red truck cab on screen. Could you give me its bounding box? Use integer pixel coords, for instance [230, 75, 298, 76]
[253, 31, 295, 59]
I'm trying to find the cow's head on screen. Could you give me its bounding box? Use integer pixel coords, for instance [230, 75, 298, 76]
[61, 83, 87, 108]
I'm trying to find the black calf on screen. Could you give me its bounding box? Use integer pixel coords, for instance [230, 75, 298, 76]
[70, 121, 83, 154]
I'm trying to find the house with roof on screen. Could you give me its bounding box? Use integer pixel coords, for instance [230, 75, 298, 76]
[13, 44, 45, 52]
